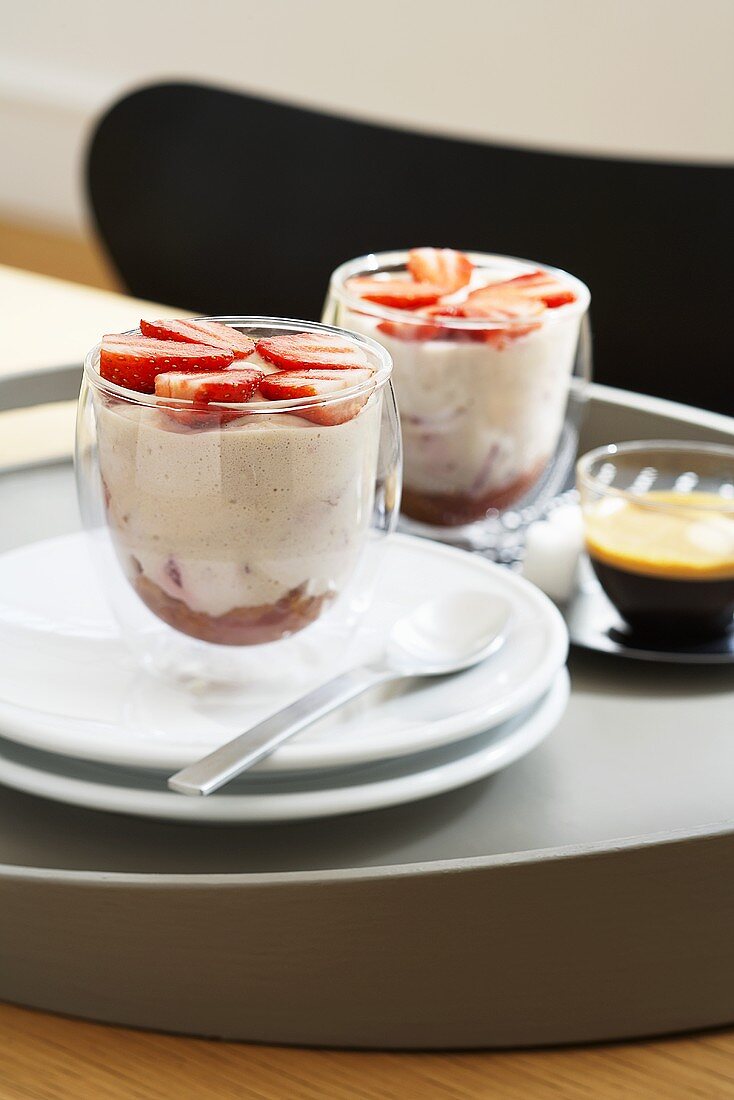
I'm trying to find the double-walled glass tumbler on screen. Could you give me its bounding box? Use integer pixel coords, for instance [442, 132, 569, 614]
[324, 251, 590, 554]
[76, 318, 400, 688]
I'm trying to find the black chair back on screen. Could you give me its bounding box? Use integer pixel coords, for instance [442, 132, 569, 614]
[87, 82, 733, 414]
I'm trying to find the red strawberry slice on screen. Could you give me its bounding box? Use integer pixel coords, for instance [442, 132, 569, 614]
[378, 304, 524, 345]
[377, 318, 439, 342]
[346, 277, 444, 310]
[377, 305, 467, 343]
[407, 248, 473, 293]
[259, 368, 374, 425]
[256, 332, 370, 371]
[459, 286, 547, 344]
[154, 368, 263, 428]
[140, 318, 256, 359]
[154, 368, 263, 403]
[462, 285, 547, 323]
[489, 270, 576, 309]
[99, 335, 234, 393]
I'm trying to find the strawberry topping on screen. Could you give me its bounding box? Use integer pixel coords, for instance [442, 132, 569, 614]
[346, 277, 444, 310]
[259, 368, 374, 425]
[377, 305, 467, 342]
[346, 255, 574, 323]
[407, 248, 473, 293]
[256, 332, 370, 371]
[456, 286, 546, 345]
[494, 270, 576, 308]
[99, 335, 234, 393]
[461, 285, 547, 323]
[154, 368, 263, 428]
[140, 319, 256, 359]
[154, 368, 263, 403]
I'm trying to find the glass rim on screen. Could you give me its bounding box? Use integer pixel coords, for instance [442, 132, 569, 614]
[83, 315, 393, 412]
[577, 439, 734, 513]
[328, 249, 591, 329]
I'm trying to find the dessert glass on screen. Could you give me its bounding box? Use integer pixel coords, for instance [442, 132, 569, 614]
[76, 317, 400, 688]
[324, 251, 591, 555]
[577, 440, 734, 639]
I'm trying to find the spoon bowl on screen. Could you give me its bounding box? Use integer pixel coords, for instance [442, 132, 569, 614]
[388, 591, 511, 675]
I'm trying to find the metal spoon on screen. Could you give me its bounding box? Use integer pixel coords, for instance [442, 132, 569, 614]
[167, 591, 511, 797]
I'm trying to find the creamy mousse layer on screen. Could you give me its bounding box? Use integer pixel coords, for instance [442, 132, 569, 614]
[96, 394, 381, 638]
[346, 308, 580, 524]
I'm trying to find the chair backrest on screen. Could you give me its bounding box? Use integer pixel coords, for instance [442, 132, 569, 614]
[87, 82, 733, 415]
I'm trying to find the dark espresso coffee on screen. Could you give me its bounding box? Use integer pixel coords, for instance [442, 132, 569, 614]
[585, 492, 734, 639]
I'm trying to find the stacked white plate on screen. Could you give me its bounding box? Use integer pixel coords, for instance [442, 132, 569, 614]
[0, 532, 569, 822]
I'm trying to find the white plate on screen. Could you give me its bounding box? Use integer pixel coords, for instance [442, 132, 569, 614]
[0, 532, 567, 773]
[0, 670, 569, 822]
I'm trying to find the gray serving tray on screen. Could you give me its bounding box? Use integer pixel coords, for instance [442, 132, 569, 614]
[0, 373, 733, 1048]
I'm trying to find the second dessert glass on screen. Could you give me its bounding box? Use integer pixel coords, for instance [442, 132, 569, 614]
[324, 250, 591, 556]
[76, 317, 400, 689]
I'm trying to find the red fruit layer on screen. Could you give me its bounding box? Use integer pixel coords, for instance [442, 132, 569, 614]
[346, 277, 445, 310]
[140, 318, 256, 359]
[459, 285, 546, 340]
[378, 305, 483, 343]
[99, 335, 234, 393]
[154, 368, 263, 403]
[401, 457, 549, 526]
[407, 247, 473, 293]
[498, 270, 576, 308]
[256, 332, 370, 371]
[346, 251, 576, 344]
[259, 367, 374, 425]
[134, 573, 331, 645]
[154, 368, 264, 428]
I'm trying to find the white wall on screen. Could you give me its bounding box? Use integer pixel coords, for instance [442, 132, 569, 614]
[2, 0, 732, 233]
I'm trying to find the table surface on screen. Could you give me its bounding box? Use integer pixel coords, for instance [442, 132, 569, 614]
[1, 264, 733, 1098]
[0, 262, 189, 467]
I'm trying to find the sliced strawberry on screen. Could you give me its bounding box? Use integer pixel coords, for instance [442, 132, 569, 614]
[256, 332, 370, 371]
[462, 285, 547, 323]
[346, 277, 444, 310]
[99, 335, 234, 393]
[377, 319, 438, 342]
[259, 368, 374, 425]
[457, 286, 547, 344]
[488, 270, 576, 309]
[377, 305, 466, 342]
[407, 248, 473, 293]
[154, 368, 263, 429]
[140, 318, 256, 359]
[154, 368, 263, 403]
[378, 303, 523, 345]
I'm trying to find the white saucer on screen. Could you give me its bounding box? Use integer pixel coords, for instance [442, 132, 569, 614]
[0, 532, 567, 773]
[0, 670, 569, 822]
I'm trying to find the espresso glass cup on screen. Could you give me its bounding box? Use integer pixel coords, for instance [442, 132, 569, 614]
[324, 251, 590, 554]
[577, 441, 734, 639]
[76, 318, 400, 688]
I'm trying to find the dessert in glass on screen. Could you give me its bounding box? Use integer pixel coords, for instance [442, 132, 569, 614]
[324, 249, 590, 550]
[578, 440, 734, 639]
[76, 318, 399, 685]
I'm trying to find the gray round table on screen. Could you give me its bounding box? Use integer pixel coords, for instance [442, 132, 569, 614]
[0, 374, 732, 1047]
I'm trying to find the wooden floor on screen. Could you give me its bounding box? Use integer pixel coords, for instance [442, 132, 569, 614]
[2, 1003, 734, 1100]
[0, 217, 118, 292]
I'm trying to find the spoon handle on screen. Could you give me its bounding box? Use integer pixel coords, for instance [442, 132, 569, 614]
[167, 665, 394, 796]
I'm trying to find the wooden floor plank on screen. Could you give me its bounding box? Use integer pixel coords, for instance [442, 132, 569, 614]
[1, 1003, 733, 1100]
